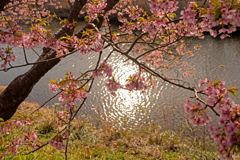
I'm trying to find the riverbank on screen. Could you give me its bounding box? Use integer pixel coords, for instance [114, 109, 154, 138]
[0, 85, 219, 159]
[2, 84, 240, 159]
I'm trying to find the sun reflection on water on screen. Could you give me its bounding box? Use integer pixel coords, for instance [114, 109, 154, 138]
[96, 53, 151, 124]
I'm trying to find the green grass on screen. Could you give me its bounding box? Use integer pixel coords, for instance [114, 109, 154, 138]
[1, 109, 222, 160]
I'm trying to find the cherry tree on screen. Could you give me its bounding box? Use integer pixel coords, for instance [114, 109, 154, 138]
[1, 0, 240, 159]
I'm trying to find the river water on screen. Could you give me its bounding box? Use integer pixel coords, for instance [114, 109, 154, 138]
[1, 21, 240, 127]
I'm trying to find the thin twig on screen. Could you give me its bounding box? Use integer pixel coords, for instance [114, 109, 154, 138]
[31, 48, 41, 58]
[193, 88, 220, 116]
[31, 91, 61, 114]
[0, 49, 78, 72]
[22, 44, 29, 64]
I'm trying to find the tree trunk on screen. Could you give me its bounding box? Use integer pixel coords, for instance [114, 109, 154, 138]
[0, 0, 119, 121]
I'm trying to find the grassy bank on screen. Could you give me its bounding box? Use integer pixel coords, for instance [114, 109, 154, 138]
[0, 85, 231, 159]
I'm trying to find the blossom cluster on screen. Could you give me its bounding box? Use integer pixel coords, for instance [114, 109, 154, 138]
[111, 1, 202, 82]
[0, 117, 35, 158]
[2, 0, 61, 23]
[55, 111, 69, 126]
[69, 31, 104, 55]
[105, 77, 122, 96]
[91, 60, 121, 96]
[0, 118, 33, 135]
[0, 16, 69, 68]
[92, 60, 113, 78]
[49, 132, 69, 150]
[118, 2, 144, 22]
[178, 0, 240, 39]
[184, 100, 212, 126]
[125, 74, 148, 92]
[49, 71, 90, 109]
[23, 132, 38, 149]
[0, 47, 16, 68]
[5, 139, 22, 156]
[85, 0, 107, 22]
[185, 79, 240, 159]
[149, 0, 178, 16]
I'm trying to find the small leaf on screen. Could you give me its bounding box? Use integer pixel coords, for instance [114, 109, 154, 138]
[65, 71, 69, 79]
[95, 18, 99, 23]
[215, 81, 221, 85]
[49, 78, 58, 83]
[228, 87, 239, 91]
[82, 83, 89, 90]
[214, 7, 221, 20]
[169, 13, 177, 19]
[84, 15, 89, 22]
[81, 72, 89, 78]
[235, 129, 240, 137]
[54, 12, 58, 18]
[211, 0, 219, 6]
[60, 36, 68, 40]
[214, 76, 221, 85]
[0, 118, 4, 122]
[228, 90, 238, 99]
[192, 2, 198, 9]
[199, 8, 207, 16]
[35, 112, 43, 116]
[36, 18, 42, 22]
[214, 80, 221, 85]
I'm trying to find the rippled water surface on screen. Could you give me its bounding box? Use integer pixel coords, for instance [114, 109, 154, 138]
[1, 22, 240, 127]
